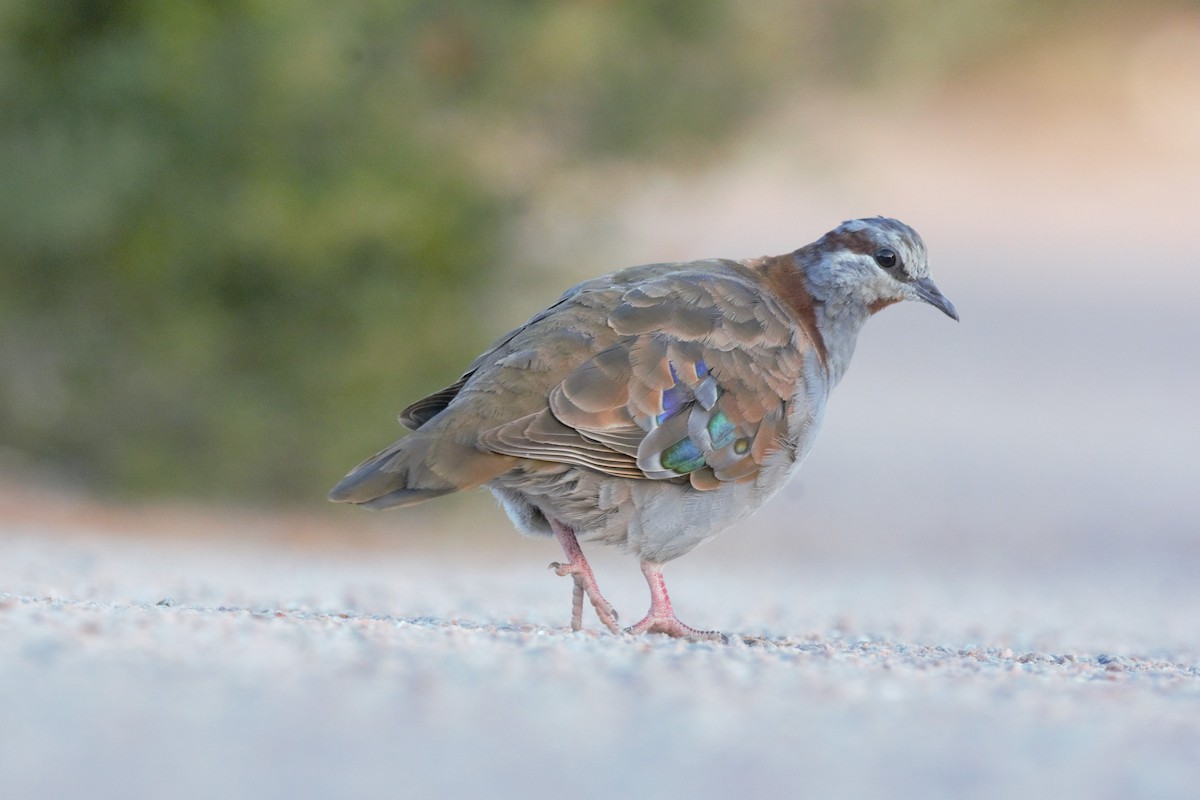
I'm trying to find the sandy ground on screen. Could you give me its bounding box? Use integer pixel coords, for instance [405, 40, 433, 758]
[2, 486, 1199, 800]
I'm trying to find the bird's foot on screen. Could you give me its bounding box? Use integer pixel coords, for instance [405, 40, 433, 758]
[624, 559, 726, 642]
[548, 560, 620, 634]
[548, 519, 620, 634]
[624, 613, 727, 642]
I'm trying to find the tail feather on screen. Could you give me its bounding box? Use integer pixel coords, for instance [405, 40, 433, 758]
[357, 487, 456, 510]
[328, 431, 512, 509]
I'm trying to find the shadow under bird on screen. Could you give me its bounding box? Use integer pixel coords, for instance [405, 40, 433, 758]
[330, 217, 958, 639]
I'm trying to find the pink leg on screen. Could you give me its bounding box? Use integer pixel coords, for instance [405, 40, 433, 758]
[625, 561, 725, 641]
[548, 520, 620, 634]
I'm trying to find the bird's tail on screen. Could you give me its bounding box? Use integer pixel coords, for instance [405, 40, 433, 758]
[328, 431, 511, 510]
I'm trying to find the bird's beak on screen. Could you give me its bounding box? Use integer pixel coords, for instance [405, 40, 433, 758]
[911, 277, 959, 321]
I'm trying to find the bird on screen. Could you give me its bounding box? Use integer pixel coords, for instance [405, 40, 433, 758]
[329, 217, 957, 640]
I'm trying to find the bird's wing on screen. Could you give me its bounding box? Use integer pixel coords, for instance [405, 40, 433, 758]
[399, 374, 471, 429]
[397, 264, 692, 430]
[476, 268, 820, 491]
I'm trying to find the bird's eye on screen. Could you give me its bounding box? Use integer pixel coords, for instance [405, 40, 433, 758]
[875, 248, 898, 270]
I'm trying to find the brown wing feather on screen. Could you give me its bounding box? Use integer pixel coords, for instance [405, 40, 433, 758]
[476, 269, 817, 490]
[332, 258, 822, 508]
[399, 374, 471, 429]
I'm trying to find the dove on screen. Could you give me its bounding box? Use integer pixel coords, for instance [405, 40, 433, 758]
[330, 217, 957, 639]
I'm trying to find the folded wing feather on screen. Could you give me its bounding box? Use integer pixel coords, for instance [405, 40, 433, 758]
[476, 269, 813, 491]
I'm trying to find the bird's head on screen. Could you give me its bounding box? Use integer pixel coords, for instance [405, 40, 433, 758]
[806, 217, 958, 321]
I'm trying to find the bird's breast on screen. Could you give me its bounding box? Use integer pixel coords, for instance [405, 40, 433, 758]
[754, 354, 830, 498]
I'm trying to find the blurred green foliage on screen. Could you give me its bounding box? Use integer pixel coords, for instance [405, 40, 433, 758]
[0, 0, 1124, 501]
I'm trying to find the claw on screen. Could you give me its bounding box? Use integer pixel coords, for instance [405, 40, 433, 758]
[625, 615, 726, 642]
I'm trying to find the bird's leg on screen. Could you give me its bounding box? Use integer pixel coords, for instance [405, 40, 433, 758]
[548, 520, 620, 634]
[625, 561, 726, 642]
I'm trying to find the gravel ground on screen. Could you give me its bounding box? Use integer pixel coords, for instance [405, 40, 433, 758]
[2, 496, 1199, 800]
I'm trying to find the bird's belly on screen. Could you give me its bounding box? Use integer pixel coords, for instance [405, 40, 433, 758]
[489, 463, 791, 563]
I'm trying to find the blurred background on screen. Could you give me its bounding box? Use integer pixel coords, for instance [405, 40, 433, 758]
[2, 0, 1198, 574]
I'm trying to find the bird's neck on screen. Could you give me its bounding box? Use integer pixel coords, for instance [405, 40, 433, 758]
[744, 252, 871, 387]
[810, 296, 870, 386]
